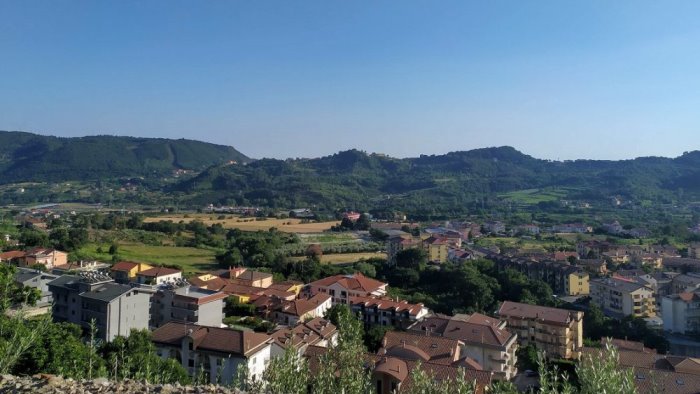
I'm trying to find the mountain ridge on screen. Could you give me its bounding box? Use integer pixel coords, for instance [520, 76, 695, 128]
[0, 131, 250, 183]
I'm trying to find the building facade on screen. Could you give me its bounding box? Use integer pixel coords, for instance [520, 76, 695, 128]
[590, 277, 656, 318]
[48, 273, 150, 341]
[497, 301, 583, 360]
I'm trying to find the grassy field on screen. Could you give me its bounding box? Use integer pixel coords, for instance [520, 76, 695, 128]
[77, 243, 220, 276]
[291, 252, 386, 265]
[499, 188, 571, 204]
[143, 213, 339, 233]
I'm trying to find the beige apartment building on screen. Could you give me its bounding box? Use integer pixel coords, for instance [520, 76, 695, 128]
[497, 301, 583, 360]
[590, 277, 656, 318]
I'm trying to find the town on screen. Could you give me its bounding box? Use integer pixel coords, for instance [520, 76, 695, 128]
[2, 206, 700, 393]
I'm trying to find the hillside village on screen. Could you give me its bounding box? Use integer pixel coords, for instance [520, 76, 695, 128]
[4, 209, 700, 393]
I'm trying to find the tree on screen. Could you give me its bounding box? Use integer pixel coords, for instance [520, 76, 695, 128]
[577, 339, 636, 394]
[354, 214, 371, 231]
[99, 329, 190, 384]
[263, 345, 309, 394]
[313, 305, 371, 394]
[395, 248, 427, 270]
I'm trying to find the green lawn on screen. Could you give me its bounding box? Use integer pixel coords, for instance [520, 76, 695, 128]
[77, 243, 220, 276]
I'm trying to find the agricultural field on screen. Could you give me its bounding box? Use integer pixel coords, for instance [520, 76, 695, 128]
[291, 252, 386, 265]
[498, 188, 571, 205]
[143, 213, 339, 233]
[76, 242, 220, 276]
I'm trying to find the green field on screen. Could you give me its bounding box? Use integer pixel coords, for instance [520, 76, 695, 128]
[499, 188, 571, 204]
[77, 243, 220, 276]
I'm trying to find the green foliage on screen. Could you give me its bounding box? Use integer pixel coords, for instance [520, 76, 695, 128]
[577, 340, 636, 394]
[314, 305, 371, 394]
[0, 131, 249, 183]
[405, 362, 476, 394]
[262, 346, 309, 394]
[583, 303, 669, 353]
[99, 329, 190, 384]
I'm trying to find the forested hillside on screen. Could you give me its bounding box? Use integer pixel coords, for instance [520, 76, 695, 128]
[174, 147, 700, 215]
[0, 131, 249, 183]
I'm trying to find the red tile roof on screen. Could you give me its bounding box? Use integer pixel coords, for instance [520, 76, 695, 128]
[0, 250, 26, 260]
[152, 322, 271, 357]
[308, 272, 387, 293]
[138, 266, 181, 277]
[349, 296, 426, 317]
[498, 301, 581, 325]
[110, 261, 140, 272]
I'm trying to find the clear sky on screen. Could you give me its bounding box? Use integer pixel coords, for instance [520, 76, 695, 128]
[2, 1, 700, 160]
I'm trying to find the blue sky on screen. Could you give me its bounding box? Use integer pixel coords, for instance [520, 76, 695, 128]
[1, 1, 700, 160]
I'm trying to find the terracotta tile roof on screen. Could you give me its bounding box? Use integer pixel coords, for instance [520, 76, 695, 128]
[0, 250, 26, 260]
[442, 319, 515, 348]
[280, 294, 331, 317]
[374, 357, 409, 382]
[380, 331, 461, 365]
[609, 338, 655, 353]
[633, 368, 700, 394]
[303, 317, 337, 339]
[308, 272, 387, 293]
[138, 266, 181, 277]
[260, 288, 296, 299]
[151, 322, 271, 357]
[497, 301, 581, 325]
[349, 296, 426, 317]
[220, 283, 266, 296]
[408, 315, 451, 335]
[189, 276, 229, 291]
[303, 348, 492, 394]
[110, 261, 140, 272]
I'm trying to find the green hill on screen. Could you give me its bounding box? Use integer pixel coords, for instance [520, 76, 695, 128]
[0, 131, 249, 183]
[174, 147, 700, 216]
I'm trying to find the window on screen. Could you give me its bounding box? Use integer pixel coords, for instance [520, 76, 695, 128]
[188, 359, 195, 367]
[377, 380, 382, 394]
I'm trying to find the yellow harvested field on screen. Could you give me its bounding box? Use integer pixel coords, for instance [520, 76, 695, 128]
[143, 213, 339, 233]
[291, 252, 386, 265]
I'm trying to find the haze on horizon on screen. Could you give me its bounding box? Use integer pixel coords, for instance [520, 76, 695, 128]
[2, 1, 700, 161]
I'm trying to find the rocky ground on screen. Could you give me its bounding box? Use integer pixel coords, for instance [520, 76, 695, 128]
[0, 374, 244, 394]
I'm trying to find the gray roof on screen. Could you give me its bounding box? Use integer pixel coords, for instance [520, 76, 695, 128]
[14, 268, 59, 285]
[47, 275, 81, 290]
[80, 283, 133, 302]
[591, 277, 650, 293]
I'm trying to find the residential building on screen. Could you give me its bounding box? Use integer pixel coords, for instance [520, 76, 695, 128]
[483, 221, 506, 234]
[409, 313, 519, 380]
[671, 274, 700, 294]
[663, 258, 700, 273]
[13, 267, 59, 306]
[215, 267, 274, 288]
[304, 346, 494, 394]
[378, 331, 474, 367]
[254, 293, 332, 326]
[110, 261, 153, 284]
[662, 291, 700, 334]
[0, 250, 27, 265]
[150, 285, 227, 328]
[48, 273, 150, 341]
[590, 277, 656, 318]
[349, 296, 430, 329]
[577, 259, 608, 276]
[517, 224, 540, 236]
[23, 248, 68, 270]
[689, 243, 700, 259]
[386, 235, 420, 264]
[422, 236, 449, 263]
[497, 301, 583, 360]
[268, 317, 338, 357]
[565, 268, 590, 296]
[304, 272, 387, 305]
[136, 266, 182, 285]
[152, 321, 274, 384]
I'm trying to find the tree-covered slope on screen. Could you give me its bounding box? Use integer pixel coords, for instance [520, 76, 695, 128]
[0, 131, 249, 183]
[174, 146, 700, 213]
